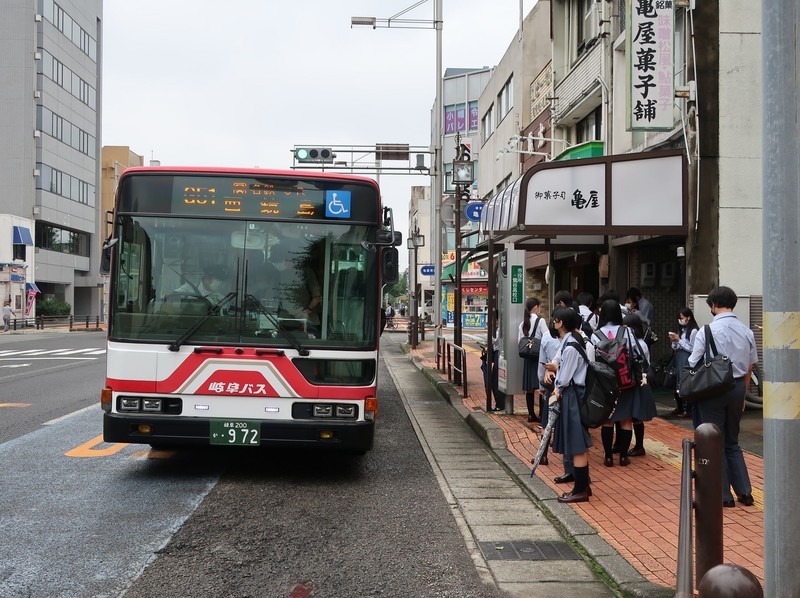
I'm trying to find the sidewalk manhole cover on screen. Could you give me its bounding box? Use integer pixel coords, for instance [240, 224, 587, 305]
[478, 540, 581, 561]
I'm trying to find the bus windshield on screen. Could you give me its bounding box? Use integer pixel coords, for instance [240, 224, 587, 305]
[109, 216, 379, 349]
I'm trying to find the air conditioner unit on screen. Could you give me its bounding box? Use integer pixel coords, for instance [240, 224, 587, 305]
[33, 90, 41, 99]
[34, 51, 42, 60]
[640, 262, 656, 287]
[583, 2, 601, 47]
[33, 168, 40, 177]
[33, 130, 41, 138]
[35, 14, 42, 22]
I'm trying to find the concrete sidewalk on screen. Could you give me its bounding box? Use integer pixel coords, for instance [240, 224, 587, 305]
[393, 334, 765, 595]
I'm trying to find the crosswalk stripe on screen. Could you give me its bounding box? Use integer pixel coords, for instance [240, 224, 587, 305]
[0, 348, 105, 357]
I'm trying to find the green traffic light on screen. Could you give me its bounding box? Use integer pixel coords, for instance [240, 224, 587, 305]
[295, 148, 309, 160]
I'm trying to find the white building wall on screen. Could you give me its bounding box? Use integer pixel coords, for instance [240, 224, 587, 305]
[717, 3, 762, 295]
[478, 1, 551, 199]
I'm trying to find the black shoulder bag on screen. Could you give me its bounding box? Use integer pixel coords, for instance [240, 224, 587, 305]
[678, 325, 735, 402]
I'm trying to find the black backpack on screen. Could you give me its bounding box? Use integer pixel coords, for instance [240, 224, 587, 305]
[593, 326, 637, 390]
[579, 314, 594, 339]
[567, 341, 620, 428]
[518, 316, 542, 361]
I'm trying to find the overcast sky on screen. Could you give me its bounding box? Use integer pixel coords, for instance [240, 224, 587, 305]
[102, 0, 539, 270]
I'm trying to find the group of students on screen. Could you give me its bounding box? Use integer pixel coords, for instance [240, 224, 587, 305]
[490, 286, 756, 508]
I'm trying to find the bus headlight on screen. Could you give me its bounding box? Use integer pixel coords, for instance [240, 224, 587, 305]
[120, 398, 141, 411]
[335, 405, 356, 418]
[142, 398, 163, 412]
[313, 404, 333, 418]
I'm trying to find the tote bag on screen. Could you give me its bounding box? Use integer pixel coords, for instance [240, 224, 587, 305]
[678, 325, 735, 402]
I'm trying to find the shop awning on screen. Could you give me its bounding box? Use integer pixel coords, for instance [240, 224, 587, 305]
[26, 282, 41, 293]
[13, 226, 33, 246]
[478, 150, 688, 251]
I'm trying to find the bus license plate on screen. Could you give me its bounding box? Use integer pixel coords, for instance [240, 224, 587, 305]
[210, 420, 261, 446]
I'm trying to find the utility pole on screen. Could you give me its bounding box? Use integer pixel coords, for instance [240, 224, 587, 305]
[432, 0, 444, 350]
[763, 2, 800, 596]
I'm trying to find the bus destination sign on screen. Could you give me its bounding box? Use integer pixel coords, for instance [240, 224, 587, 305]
[120, 174, 377, 222]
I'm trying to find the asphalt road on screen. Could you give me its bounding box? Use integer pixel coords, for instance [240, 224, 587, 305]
[122, 352, 500, 598]
[0, 332, 499, 598]
[0, 331, 107, 443]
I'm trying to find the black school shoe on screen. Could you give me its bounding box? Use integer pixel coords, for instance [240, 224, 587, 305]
[738, 494, 755, 506]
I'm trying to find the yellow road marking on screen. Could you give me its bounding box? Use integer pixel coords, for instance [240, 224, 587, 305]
[65, 434, 128, 458]
[642, 437, 764, 510]
[130, 448, 174, 460]
[0, 403, 31, 407]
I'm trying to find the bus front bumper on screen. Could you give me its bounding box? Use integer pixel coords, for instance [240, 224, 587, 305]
[103, 413, 375, 452]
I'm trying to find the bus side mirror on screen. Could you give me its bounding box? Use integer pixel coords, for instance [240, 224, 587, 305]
[100, 237, 118, 275]
[382, 247, 399, 284]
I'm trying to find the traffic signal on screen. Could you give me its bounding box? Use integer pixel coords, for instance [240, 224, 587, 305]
[294, 147, 335, 164]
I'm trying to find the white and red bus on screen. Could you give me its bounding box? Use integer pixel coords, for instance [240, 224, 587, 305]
[100, 166, 399, 453]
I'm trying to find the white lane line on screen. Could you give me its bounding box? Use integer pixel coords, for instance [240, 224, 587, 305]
[10, 349, 77, 356]
[42, 404, 96, 426]
[46, 348, 101, 355]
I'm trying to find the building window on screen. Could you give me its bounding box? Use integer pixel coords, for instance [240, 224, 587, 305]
[36, 106, 96, 158]
[576, 106, 602, 143]
[40, 0, 97, 62]
[37, 49, 96, 110]
[577, 0, 599, 55]
[36, 163, 96, 207]
[481, 104, 495, 144]
[34, 222, 89, 257]
[497, 76, 514, 123]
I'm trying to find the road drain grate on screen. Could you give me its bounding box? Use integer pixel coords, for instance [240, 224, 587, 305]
[477, 540, 581, 561]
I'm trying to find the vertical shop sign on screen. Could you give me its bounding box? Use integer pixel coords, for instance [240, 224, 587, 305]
[510, 265, 524, 304]
[627, 0, 674, 130]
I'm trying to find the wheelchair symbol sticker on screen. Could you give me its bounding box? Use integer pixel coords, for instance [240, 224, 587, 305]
[325, 190, 351, 219]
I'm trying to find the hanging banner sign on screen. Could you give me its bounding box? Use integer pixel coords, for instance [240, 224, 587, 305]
[627, 0, 674, 131]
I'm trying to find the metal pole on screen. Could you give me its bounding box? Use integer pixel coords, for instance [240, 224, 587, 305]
[763, 2, 800, 595]
[675, 438, 694, 598]
[454, 182, 462, 385]
[487, 238, 495, 413]
[411, 242, 418, 349]
[432, 0, 443, 351]
[694, 422, 724, 588]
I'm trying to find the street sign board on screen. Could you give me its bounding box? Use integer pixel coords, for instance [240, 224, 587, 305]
[419, 264, 435, 276]
[465, 201, 483, 222]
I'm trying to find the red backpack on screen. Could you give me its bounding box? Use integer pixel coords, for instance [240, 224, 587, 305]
[593, 326, 636, 390]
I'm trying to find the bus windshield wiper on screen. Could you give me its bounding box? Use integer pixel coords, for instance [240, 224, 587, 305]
[244, 294, 310, 357]
[168, 292, 237, 352]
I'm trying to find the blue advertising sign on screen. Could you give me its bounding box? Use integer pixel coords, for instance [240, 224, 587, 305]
[465, 202, 483, 222]
[419, 264, 436, 276]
